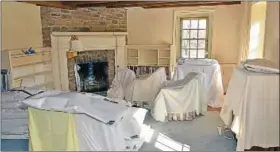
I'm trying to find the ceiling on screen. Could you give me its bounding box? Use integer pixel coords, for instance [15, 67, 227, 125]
[22, 1, 241, 9]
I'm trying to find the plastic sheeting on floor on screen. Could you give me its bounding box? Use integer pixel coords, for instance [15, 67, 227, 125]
[152, 72, 207, 122]
[220, 64, 279, 151]
[132, 67, 167, 103]
[172, 59, 224, 108]
[21, 91, 148, 151]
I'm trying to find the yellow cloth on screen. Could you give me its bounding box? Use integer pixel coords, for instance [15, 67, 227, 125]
[28, 107, 79, 151]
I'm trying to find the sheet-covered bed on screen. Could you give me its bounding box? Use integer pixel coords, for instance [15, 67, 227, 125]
[1, 87, 46, 139]
[220, 60, 279, 151]
[1, 91, 30, 139]
[20, 91, 148, 151]
[172, 59, 224, 108]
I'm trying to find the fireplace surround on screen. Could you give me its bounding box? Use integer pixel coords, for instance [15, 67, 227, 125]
[51, 32, 127, 91]
[68, 50, 115, 91]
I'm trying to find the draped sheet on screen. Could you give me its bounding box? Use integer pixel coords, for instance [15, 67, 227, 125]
[172, 59, 224, 107]
[1, 91, 30, 139]
[152, 72, 207, 122]
[220, 65, 279, 150]
[132, 67, 167, 102]
[107, 68, 136, 101]
[22, 91, 148, 151]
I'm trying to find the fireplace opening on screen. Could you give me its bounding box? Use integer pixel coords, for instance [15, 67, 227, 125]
[76, 61, 109, 93]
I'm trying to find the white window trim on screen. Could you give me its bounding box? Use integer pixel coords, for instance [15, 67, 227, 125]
[172, 7, 215, 61]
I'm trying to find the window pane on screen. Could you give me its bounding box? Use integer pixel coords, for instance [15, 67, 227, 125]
[191, 20, 198, 29]
[198, 49, 206, 58]
[190, 30, 198, 39]
[190, 50, 197, 58]
[181, 49, 189, 58]
[182, 20, 191, 29]
[199, 19, 207, 29]
[198, 30, 206, 38]
[181, 40, 190, 47]
[182, 30, 190, 39]
[190, 40, 197, 49]
[198, 40, 206, 48]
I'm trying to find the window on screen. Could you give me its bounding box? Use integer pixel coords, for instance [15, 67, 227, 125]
[180, 17, 209, 58]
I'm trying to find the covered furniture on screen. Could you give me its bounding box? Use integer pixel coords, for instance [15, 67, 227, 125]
[220, 59, 279, 151]
[131, 67, 167, 106]
[173, 59, 224, 108]
[107, 68, 136, 101]
[21, 91, 148, 151]
[152, 72, 207, 122]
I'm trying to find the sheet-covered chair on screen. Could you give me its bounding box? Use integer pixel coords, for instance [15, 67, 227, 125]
[152, 72, 207, 122]
[172, 58, 224, 108]
[107, 68, 136, 101]
[131, 67, 167, 106]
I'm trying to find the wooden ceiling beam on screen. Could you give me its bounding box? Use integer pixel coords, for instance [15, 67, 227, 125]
[20, 1, 241, 9]
[23, 1, 74, 9]
[74, 1, 167, 8]
[143, 1, 241, 9]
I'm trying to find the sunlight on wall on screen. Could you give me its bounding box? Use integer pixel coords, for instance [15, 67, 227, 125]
[248, 23, 260, 59]
[248, 2, 267, 59]
[154, 133, 190, 151]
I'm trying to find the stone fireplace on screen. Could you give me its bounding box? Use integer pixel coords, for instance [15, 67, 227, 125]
[50, 32, 127, 91]
[67, 50, 115, 92]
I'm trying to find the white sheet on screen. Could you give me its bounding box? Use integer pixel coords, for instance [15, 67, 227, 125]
[172, 59, 224, 107]
[22, 91, 148, 151]
[152, 72, 207, 122]
[242, 58, 279, 74]
[220, 65, 279, 150]
[20, 91, 129, 124]
[132, 67, 167, 103]
[107, 68, 136, 101]
[1, 91, 30, 139]
[75, 107, 147, 151]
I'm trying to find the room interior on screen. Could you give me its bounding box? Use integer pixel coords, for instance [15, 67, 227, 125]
[1, 1, 279, 151]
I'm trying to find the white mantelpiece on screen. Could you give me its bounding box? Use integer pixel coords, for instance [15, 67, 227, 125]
[51, 32, 128, 91]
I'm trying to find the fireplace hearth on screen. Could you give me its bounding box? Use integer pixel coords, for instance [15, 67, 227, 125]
[76, 61, 109, 92]
[67, 50, 115, 92]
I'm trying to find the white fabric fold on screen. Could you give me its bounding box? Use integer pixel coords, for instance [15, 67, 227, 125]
[220, 65, 279, 151]
[173, 59, 224, 108]
[107, 68, 136, 101]
[23, 91, 148, 151]
[21, 91, 129, 124]
[132, 67, 167, 102]
[242, 58, 279, 74]
[152, 72, 207, 122]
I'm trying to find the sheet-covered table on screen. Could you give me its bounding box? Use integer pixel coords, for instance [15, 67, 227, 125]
[220, 65, 279, 151]
[172, 59, 224, 107]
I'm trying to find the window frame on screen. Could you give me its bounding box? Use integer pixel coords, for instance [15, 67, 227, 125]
[179, 17, 210, 59]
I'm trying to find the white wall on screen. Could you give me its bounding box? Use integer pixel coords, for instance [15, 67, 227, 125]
[127, 8, 173, 45]
[1, 2, 43, 50]
[127, 4, 243, 64]
[263, 2, 279, 66]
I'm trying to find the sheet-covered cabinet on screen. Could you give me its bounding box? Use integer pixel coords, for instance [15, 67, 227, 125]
[220, 63, 279, 151]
